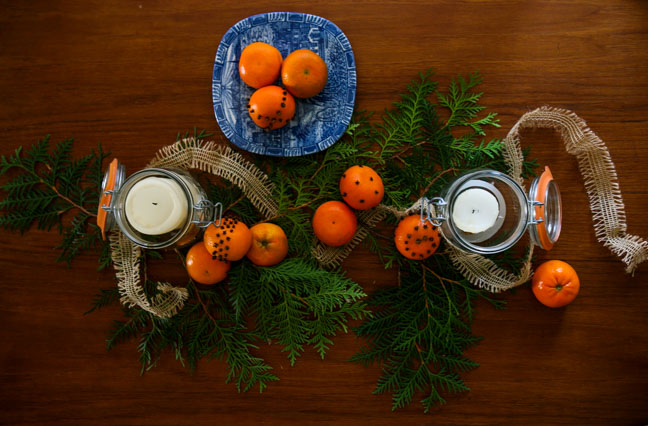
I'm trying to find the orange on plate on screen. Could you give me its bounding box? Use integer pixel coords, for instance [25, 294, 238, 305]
[394, 215, 441, 260]
[248, 85, 296, 130]
[246, 223, 289, 266]
[281, 49, 328, 98]
[186, 242, 231, 285]
[238, 42, 283, 89]
[339, 165, 384, 210]
[203, 217, 252, 262]
[532, 260, 580, 308]
[312, 201, 357, 247]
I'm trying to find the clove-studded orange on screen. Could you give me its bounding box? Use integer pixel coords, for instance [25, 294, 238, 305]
[203, 217, 252, 262]
[394, 215, 441, 260]
[339, 165, 384, 210]
[247, 85, 295, 130]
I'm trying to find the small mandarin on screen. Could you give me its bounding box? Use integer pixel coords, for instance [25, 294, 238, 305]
[339, 165, 384, 210]
[238, 42, 283, 89]
[532, 260, 580, 308]
[312, 201, 357, 247]
[394, 215, 441, 260]
[281, 49, 328, 98]
[185, 242, 231, 285]
[246, 223, 289, 266]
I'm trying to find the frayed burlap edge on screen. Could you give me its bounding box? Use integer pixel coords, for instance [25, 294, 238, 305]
[112, 109, 648, 312]
[111, 137, 278, 317]
[110, 231, 188, 318]
[448, 106, 647, 292]
[314, 106, 647, 292]
[311, 200, 424, 267]
[503, 106, 648, 275]
[148, 138, 278, 218]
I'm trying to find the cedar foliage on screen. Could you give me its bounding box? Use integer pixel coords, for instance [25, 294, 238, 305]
[346, 70, 534, 412]
[0, 70, 536, 411]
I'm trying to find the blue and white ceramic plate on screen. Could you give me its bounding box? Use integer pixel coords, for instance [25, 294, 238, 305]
[212, 12, 356, 157]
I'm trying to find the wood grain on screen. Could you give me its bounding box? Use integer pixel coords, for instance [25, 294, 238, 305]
[1, 1, 647, 424]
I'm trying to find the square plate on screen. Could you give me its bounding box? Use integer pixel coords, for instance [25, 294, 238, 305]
[212, 12, 356, 157]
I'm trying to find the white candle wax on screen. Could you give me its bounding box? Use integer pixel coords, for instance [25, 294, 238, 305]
[452, 187, 500, 234]
[125, 177, 188, 235]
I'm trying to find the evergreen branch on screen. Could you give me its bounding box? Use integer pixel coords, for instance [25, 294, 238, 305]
[85, 286, 121, 314]
[5, 71, 535, 411]
[348, 71, 524, 412]
[0, 136, 110, 266]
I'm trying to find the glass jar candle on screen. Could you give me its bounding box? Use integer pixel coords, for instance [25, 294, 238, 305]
[97, 159, 222, 249]
[420, 167, 561, 254]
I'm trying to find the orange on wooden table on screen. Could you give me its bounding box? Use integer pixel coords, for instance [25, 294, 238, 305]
[185, 242, 231, 285]
[248, 85, 295, 130]
[238, 42, 283, 89]
[203, 217, 252, 262]
[532, 260, 580, 308]
[394, 215, 441, 260]
[339, 165, 384, 210]
[312, 201, 357, 247]
[246, 222, 289, 266]
[281, 49, 328, 98]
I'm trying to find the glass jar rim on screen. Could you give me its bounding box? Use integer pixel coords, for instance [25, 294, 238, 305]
[112, 168, 196, 249]
[443, 169, 529, 254]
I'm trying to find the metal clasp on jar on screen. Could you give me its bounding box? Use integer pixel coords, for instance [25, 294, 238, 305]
[191, 200, 223, 228]
[528, 200, 544, 225]
[420, 197, 447, 227]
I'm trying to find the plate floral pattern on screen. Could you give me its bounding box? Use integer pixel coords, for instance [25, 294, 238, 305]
[212, 12, 356, 157]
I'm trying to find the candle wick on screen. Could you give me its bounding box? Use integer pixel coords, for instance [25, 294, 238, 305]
[152, 202, 158, 205]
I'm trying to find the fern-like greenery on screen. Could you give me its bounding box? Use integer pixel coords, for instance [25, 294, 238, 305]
[344, 70, 536, 412]
[0, 70, 537, 410]
[0, 135, 110, 267]
[83, 126, 374, 391]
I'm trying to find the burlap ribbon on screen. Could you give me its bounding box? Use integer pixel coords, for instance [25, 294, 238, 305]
[503, 107, 648, 275]
[111, 107, 647, 316]
[111, 139, 279, 318]
[447, 106, 647, 292]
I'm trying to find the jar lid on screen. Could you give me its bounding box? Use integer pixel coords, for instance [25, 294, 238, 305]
[527, 166, 562, 250]
[97, 158, 125, 239]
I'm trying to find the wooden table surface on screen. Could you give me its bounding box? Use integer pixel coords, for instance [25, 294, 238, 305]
[1, 1, 647, 424]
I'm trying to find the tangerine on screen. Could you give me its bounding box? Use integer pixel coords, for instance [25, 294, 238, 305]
[339, 165, 384, 210]
[185, 242, 230, 285]
[248, 85, 295, 130]
[532, 260, 580, 308]
[246, 222, 289, 266]
[238, 42, 283, 89]
[203, 217, 252, 262]
[312, 201, 357, 247]
[394, 215, 441, 260]
[281, 49, 328, 98]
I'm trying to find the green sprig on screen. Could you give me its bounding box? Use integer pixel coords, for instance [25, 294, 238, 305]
[0, 135, 110, 266]
[2, 71, 538, 409]
[347, 70, 533, 412]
